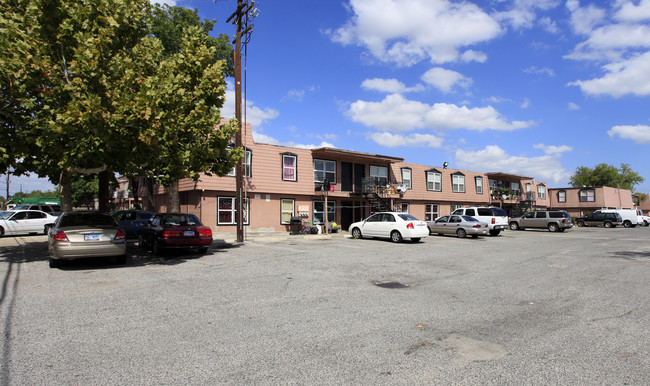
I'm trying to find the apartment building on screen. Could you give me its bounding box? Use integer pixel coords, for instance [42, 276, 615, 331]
[115, 123, 508, 234]
[485, 172, 551, 216]
[548, 186, 636, 217]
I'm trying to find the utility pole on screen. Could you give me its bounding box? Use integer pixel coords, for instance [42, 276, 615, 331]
[227, 0, 256, 243]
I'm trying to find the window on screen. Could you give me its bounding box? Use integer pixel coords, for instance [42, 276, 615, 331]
[370, 165, 388, 185]
[526, 183, 532, 192]
[579, 189, 595, 202]
[535, 212, 547, 218]
[313, 200, 335, 224]
[452, 172, 465, 193]
[400, 202, 409, 213]
[401, 168, 412, 189]
[228, 149, 252, 177]
[475, 176, 483, 194]
[510, 182, 520, 196]
[558, 190, 566, 203]
[314, 159, 336, 183]
[425, 204, 439, 221]
[218, 197, 249, 225]
[538, 184, 546, 199]
[281, 199, 294, 224]
[426, 169, 442, 191]
[282, 153, 297, 181]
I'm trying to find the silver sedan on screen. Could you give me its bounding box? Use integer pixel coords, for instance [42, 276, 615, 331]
[48, 212, 127, 268]
[427, 215, 489, 238]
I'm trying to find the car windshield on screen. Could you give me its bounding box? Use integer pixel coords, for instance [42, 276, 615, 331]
[0, 211, 14, 220]
[160, 214, 202, 226]
[462, 216, 478, 222]
[13, 205, 30, 210]
[59, 213, 116, 227]
[398, 214, 419, 221]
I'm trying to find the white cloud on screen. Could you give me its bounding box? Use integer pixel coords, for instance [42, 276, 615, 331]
[366, 132, 444, 148]
[252, 131, 335, 149]
[568, 51, 650, 97]
[566, 0, 606, 35]
[150, 0, 176, 5]
[523, 66, 556, 77]
[521, 98, 530, 109]
[455, 145, 571, 184]
[361, 78, 424, 93]
[327, 0, 502, 66]
[347, 94, 534, 132]
[223, 86, 280, 128]
[568, 102, 580, 110]
[421, 67, 472, 93]
[492, 0, 560, 30]
[460, 50, 488, 63]
[533, 143, 573, 154]
[608, 124, 650, 143]
[615, 0, 650, 22]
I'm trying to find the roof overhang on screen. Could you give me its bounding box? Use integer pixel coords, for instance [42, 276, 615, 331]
[311, 147, 404, 164]
[486, 172, 533, 181]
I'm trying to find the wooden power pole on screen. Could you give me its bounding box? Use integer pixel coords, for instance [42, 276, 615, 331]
[228, 0, 256, 243]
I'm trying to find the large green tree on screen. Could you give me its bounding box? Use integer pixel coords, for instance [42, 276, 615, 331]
[570, 163, 644, 191]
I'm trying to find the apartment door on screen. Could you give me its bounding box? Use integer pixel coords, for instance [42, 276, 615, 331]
[354, 163, 365, 193]
[341, 162, 353, 192]
[341, 200, 363, 231]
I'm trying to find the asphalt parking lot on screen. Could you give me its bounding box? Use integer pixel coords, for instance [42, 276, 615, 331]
[0, 228, 649, 384]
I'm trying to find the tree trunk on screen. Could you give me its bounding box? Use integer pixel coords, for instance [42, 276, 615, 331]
[129, 177, 140, 209]
[98, 170, 110, 212]
[60, 169, 73, 212]
[146, 178, 155, 211]
[167, 179, 180, 213]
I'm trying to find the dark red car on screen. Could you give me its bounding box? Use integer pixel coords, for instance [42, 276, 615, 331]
[137, 213, 212, 255]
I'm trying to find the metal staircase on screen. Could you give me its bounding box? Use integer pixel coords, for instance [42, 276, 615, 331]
[364, 192, 391, 212]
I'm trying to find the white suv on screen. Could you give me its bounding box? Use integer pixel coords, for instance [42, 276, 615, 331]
[451, 206, 508, 236]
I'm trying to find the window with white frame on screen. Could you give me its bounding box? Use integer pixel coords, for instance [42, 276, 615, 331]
[426, 169, 442, 191]
[282, 153, 297, 181]
[475, 176, 483, 194]
[558, 190, 566, 203]
[425, 203, 439, 221]
[314, 159, 336, 183]
[452, 173, 465, 193]
[218, 197, 249, 225]
[370, 165, 388, 185]
[401, 168, 412, 189]
[280, 199, 294, 224]
[313, 200, 335, 224]
[511, 182, 520, 196]
[400, 202, 409, 213]
[538, 184, 546, 199]
[227, 149, 252, 177]
[579, 189, 595, 202]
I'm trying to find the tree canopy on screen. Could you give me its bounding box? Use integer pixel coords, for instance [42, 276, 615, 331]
[569, 163, 644, 191]
[1, 0, 240, 212]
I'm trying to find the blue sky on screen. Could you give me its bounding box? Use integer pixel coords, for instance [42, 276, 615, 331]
[6, 0, 650, 195]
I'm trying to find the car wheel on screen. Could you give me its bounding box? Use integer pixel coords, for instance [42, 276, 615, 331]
[351, 227, 362, 239]
[0, 226, 4, 237]
[410, 238, 420, 243]
[604, 221, 613, 228]
[548, 223, 559, 232]
[489, 229, 501, 236]
[509, 222, 519, 230]
[49, 258, 59, 268]
[390, 230, 402, 243]
[456, 228, 467, 238]
[428, 227, 432, 235]
[644, 221, 649, 227]
[115, 254, 127, 265]
[153, 240, 164, 255]
[623, 220, 632, 228]
[43, 225, 50, 235]
[577, 220, 585, 227]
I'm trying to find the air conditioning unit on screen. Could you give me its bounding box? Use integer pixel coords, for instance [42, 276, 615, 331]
[396, 184, 407, 193]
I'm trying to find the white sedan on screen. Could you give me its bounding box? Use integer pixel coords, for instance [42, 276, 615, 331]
[0, 210, 59, 236]
[349, 212, 429, 243]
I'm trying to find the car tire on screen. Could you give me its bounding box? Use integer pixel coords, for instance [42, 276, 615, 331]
[644, 221, 649, 227]
[49, 258, 59, 268]
[351, 227, 362, 239]
[623, 220, 632, 228]
[548, 223, 559, 232]
[0, 226, 4, 237]
[153, 240, 164, 255]
[410, 238, 420, 243]
[577, 221, 585, 227]
[489, 229, 501, 236]
[390, 230, 402, 243]
[43, 225, 50, 235]
[456, 228, 467, 238]
[138, 234, 146, 249]
[604, 221, 613, 228]
[428, 227, 433, 235]
[510, 222, 519, 230]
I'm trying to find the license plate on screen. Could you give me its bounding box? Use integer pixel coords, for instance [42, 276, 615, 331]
[84, 234, 100, 241]
[184, 231, 195, 236]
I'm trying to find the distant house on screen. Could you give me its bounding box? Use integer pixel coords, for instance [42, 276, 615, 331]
[548, 186, 635, 217]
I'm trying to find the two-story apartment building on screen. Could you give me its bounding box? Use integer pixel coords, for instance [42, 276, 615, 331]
[548, 186, 635, 217]
[485, 172, 551, 216]
[117, 123, 509, 234]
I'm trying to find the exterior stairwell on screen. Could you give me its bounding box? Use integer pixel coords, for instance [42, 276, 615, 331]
[364, 192, 391, 212]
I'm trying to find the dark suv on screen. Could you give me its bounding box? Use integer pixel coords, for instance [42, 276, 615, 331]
[575, 212, 623, 228]
[509, 210, 573, 232]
